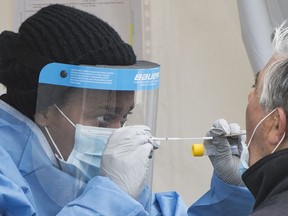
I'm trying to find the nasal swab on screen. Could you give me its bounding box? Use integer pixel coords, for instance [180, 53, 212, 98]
[153, 137, 213, 141]
[152, 133, 245, 157]
[153, 133, 245, 141]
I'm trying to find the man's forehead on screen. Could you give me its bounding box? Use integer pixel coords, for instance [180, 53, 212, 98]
[255, 56, 278, 86]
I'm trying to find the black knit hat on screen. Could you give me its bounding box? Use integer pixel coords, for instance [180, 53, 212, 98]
[0, 4, 136, 120]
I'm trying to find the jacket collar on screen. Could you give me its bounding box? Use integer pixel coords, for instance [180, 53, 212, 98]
[242, 149, 288, 209]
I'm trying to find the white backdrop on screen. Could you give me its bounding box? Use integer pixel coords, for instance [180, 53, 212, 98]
[0, 0, 253, 205]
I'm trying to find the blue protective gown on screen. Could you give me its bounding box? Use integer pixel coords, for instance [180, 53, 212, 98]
[0, 100, 254, 216]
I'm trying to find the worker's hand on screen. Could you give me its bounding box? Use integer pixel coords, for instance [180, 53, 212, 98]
[100, 125, 160, 199]
[204, 119, 244, 186]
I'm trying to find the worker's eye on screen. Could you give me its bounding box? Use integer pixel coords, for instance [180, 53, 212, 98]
[96, 114, 119, 124]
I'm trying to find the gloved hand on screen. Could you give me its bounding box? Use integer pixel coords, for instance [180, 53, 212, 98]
[204, 119, 245, 186]
[100, 125, 160, 199]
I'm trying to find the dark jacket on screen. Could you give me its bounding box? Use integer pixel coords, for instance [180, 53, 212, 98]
[242, 149, 288, 216]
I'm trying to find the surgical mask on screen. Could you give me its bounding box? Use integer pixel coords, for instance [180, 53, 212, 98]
[45, 104, 115, 181]
[239, 141, 250, 175]
[239, 108, 285, 175]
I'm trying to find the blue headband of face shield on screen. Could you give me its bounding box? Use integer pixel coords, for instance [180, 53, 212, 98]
[38, 61, 160, 91]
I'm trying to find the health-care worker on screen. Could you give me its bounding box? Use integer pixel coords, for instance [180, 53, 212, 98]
[0, 4, 254, 216]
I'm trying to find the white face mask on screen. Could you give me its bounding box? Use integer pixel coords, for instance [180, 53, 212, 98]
[239, 108, 285, 174]
[45, 104, 115, 181]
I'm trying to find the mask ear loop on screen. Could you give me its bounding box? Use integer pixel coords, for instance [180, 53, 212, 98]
[44, 126, 64, 160]
[53, 104, 76, 128]
[271, 132, 286, 154]
[247, 108, 277, 148]
[45, 104, 76, 161]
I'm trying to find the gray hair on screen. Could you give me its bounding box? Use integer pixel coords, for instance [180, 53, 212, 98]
[260, 21, 288, 114]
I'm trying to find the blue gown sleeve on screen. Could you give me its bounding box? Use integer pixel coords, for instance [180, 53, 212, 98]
[0, 174, 37, 216]
[151, 191, 188, 216]
[57, 176, 148, 216]
[188, 172, 255, 216]
[0, 147, 36, 215]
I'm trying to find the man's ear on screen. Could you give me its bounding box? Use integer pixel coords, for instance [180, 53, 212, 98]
[276, 107, 286, 135]
[34, 106, 54, 127]
[269, 107, 286, 145]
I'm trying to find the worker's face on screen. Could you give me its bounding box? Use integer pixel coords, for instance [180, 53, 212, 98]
[36, 89, 135, 160]
[245, 57, 278, 166]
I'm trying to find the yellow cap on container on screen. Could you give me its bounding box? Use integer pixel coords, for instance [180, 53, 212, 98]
[191, 144, 205, 156]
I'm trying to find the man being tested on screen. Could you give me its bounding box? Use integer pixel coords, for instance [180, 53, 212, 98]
[241, 22, 288, 215]
[197, 22, 288, 216]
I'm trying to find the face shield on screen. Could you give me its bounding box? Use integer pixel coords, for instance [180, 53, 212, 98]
[35, 61, 160, 212]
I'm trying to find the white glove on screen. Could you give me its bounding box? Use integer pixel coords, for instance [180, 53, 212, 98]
[204, 119, 245, 186]
[100, 125, 160, 199]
